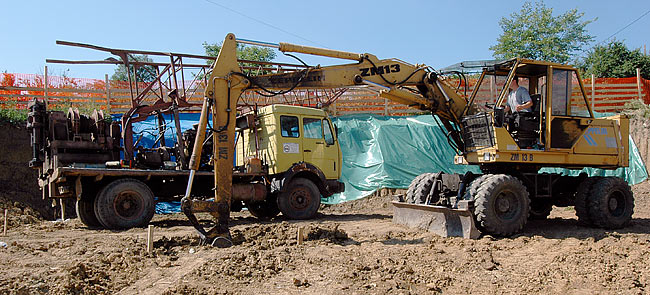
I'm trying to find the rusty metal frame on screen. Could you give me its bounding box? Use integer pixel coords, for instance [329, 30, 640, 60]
[47, 41, 310, 163]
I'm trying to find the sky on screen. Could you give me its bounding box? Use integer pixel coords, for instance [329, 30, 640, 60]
[1, 0, 649, 80]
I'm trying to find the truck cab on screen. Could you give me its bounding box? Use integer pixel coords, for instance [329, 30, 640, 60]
[233, 104, 344, 219]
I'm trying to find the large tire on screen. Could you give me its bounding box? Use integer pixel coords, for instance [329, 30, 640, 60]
[76, 195, 102, 228]
[410, 173, 439, 204]
[473, 174, 530, 236]
[574, 176, 601, 225]
[463, 174, 491, 200]
[587, 177, 634, 229]
[246, 193, 280, 219]
[277, 178, 320, 219]
[529, 199, 552, 220]
[94, 178, 155, 230]
[406, 173, 432, 203]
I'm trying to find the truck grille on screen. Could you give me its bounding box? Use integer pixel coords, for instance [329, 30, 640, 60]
[461, 113, 495, 152]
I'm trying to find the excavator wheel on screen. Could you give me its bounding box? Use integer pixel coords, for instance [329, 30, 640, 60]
[587, 177, 634, 229]
[246, 193, 280, 220]
[473, 174, 530, 236]
[528, 199, 552, 220]
[409, 173, 440, 205]
[463, 174, 491, 201]
[406, 173, 433, 203]
[574, 176, 601, 225]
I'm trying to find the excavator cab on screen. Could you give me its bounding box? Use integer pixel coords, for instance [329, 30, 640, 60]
[467, 59, 594, 151]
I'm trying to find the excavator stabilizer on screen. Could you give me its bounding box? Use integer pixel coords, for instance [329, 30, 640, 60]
[392, 199, 480, 239]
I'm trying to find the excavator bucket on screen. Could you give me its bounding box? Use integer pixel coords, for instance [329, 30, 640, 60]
[392, 198, 480, 239]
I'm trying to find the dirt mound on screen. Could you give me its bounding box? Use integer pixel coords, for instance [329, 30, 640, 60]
[0, 122, 65, 221]
[322, 188, 405, 215]
[0, 195, 42, 227]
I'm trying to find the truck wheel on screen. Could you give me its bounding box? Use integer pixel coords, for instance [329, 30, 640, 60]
[76, 194, 102, 228]
[246, 193, 280, 219]
[277, 178, 320, 219]
[529, 199, 552, 220]
[588, 177, 634, 229]
[406, 173, 432, 203]
[574, 177, 600, 225]
[473, 174, 530, 236]
[94, 178, 155, 230]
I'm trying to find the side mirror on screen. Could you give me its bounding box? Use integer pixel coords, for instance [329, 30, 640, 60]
[494, 107, 505, 127]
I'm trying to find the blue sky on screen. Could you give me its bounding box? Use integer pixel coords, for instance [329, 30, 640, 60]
[1, 0, 648, 80]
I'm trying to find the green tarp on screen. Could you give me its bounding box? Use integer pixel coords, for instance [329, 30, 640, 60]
[324, 114, 648, 204]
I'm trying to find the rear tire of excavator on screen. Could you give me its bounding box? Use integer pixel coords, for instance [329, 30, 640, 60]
[587, 177, 634, 229]
[76, 195, 102, 228]
[473, 174, 530, 236]
[246, 193, 281, 220]
[574, 176, 601, 225]
[406, 173, 432, 203]
[277, 178, 320, 220]
[94, 178, 155, 230]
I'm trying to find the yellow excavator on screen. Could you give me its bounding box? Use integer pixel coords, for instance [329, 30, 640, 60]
[183, 33, 633, 246]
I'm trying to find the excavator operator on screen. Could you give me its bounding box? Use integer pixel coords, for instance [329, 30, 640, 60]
[505, 76, 533, 113]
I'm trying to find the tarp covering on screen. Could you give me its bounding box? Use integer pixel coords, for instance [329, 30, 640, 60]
[324, 113, 648, 204]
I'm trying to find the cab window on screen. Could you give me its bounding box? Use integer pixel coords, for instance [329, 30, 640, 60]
[323, 119, 334, 145]
[280, 116, 299, 138]
[552, 69, 569, 116]
[303, 118, 323, 139]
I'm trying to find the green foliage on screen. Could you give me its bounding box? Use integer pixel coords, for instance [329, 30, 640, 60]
[490, 1, 595, 64]
[0, 107, 28, 125]
[111, 54, 157, 83]
[577, 40, 650, 79]
[623, 100, 650, 119]
[203, 42, 276, 72]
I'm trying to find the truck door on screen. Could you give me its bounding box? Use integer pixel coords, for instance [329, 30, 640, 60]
[277, 115, 303, 171]
[302, 116, 339, 179]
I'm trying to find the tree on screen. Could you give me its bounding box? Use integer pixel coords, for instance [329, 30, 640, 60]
[490, 1, 595, 64]
[203, 42, 276, 71]
[111, 54, 157, 83]
[578, 40, 650, 79]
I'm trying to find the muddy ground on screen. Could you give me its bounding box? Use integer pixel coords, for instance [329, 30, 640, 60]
[0, 184, 649, 295]
[1, 119, 650, 294]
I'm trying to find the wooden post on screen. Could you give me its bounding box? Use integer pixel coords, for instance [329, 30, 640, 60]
[3, 209, 7, 236]
[59, 199, 65, 221]
[44, 66, 49, 108]
[591, 74, 595, 111]
[637, 68, 644, 103]
[147, 224, 154, 253]
[297, 227, 304, 245]
[105, 74, 112, 114]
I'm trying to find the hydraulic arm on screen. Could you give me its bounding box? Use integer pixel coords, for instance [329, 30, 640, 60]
[182, 33, 471, 246]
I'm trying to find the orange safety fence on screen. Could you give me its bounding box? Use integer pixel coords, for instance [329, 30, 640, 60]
[1, 72, 649, 116]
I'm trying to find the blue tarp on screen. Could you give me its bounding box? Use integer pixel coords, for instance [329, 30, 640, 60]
[123, 113, 647, 212]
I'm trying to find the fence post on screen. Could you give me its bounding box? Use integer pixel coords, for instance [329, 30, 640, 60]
[591, 74, 595, 111]
[384, 98, 388, 116]
[637, 68, 644, 103]
[44, 66, 48, 108]
[105, 74, 111, 114]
